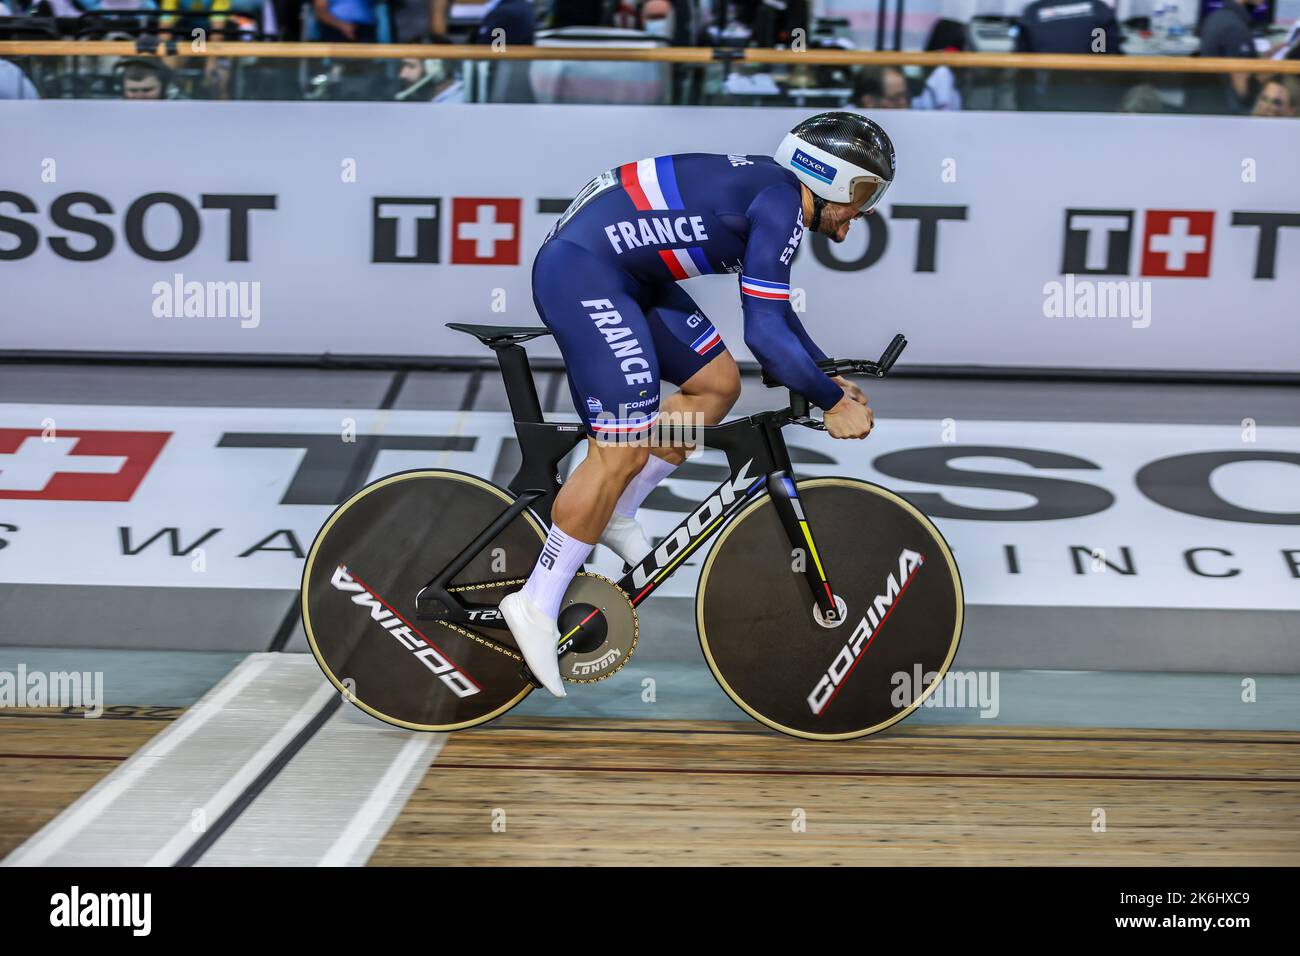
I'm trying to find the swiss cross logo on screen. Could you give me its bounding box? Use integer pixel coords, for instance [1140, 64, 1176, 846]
[1059, 206, 1298, 280]
[0, 429, 169, 501]
[1140, 210, 1215, 278]
[450, 198, 521, 265]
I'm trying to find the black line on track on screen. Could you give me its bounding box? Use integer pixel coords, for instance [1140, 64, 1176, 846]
[542, 370, 564, 413]
[482, 723, 1300, 747]
[190, 369, 412, 864]
[0, 752, 127, 762]
[266, 600, 301, 654]
[460, 369, 483, 411]
[430, 762, 1300, 784]
[173, 694, 344, 867]
[5, 349, 1298, 387]
[0, 711, 181, 722]
[266, 370, 408, 654]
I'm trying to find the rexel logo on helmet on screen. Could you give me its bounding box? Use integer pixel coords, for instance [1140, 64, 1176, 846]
[791, 149, 837, 185]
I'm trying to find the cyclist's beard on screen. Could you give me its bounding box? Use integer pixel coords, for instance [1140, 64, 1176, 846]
[826, 219, 852, 243]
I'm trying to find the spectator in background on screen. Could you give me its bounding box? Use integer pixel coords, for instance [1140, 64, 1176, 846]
[391, 0, 432, 42]
[912, 17, 964, 111]
[313, 0, 378, 41]
[82, 0, 160, 10]
[1198, 0, 1259, 108]
[1251, 74, 1299, 116]
[396, 38, 464, 101]
[120, 58, 170, 98]
[0, 58, 39, 99]
[1014, 0, 1122, 110]
[1015, 0, 1120, 54]
[1118, 83, 1163, 112]
[429, 0, 535, 45]
[471, 0, 536, 45]
[1199, 0, 1258, 59]
[158, 0, 252, 39]
[550, 0, 605, 28]
[640, 0, 672, 39]
[854, 67, 909, 109]
[200, 56, 232, 98]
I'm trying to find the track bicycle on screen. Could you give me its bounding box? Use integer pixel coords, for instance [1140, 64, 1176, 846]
[300, 323, 963, 740]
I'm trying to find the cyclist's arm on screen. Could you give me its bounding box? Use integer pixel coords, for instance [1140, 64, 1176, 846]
[739, 185, 844, 412]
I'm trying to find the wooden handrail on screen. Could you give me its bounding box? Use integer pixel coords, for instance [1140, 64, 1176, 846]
[1, 40, 1298, 75]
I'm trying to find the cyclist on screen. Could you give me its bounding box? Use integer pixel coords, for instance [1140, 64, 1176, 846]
[500, 111, 894, 697]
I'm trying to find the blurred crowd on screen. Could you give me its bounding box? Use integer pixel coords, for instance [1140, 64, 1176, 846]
[0, 0, 1296, 115]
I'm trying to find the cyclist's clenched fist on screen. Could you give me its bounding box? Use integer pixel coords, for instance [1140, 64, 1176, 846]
[823, 394, 874, 439]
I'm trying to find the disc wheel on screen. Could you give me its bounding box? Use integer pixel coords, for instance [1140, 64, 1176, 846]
[696, 477, 964, 741]
[301, 469, 545, 732]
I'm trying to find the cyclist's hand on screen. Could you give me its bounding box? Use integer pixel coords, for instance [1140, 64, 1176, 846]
[832, 375, 868, 406]
[823, 395, 874, 440]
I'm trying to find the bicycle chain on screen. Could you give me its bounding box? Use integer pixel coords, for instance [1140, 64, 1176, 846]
[431, 619, 522, 662]
[429, 578, 529, 662]
[432, 575, 637, 682]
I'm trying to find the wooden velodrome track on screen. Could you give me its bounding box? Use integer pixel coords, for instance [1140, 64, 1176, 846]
[4, 707, 1298, 865]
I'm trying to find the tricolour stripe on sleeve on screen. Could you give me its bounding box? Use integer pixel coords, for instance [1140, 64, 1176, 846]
[740, 275, 791, 300]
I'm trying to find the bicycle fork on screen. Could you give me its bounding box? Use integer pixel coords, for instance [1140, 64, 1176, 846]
[616, 465, 838, 624]
[766, 473, 841, 623]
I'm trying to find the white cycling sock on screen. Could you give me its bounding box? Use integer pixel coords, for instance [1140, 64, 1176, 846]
[521, 525, 594, 620]
[613, 454, 678, 519]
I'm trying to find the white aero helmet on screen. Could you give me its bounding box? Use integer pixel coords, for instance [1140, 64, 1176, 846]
[774, 111, 896, 212]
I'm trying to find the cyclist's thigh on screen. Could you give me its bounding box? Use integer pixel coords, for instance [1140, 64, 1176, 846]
[642, 282, 728, 387]
[533, 240, 661, 439]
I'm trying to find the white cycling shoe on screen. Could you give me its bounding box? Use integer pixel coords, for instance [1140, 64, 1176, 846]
[498, 591, 567, 698]
[598, 514, 653, 568]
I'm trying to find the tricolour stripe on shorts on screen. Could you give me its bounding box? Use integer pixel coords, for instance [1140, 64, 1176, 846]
[590, 412, 660, 434]
[690, 326, 721, 353]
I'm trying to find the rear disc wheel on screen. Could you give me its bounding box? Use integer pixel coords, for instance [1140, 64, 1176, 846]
[300, 469, 545, 732]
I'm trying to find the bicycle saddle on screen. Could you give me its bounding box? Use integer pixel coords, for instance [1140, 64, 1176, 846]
[447, 323, 553, 348]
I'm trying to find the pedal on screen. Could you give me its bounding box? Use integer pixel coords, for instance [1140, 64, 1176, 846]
[518, 662, 544, 689]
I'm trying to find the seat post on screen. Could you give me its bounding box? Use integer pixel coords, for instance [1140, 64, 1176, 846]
[493, 343, 545, 424]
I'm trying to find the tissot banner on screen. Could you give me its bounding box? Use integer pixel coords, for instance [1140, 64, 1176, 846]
[1, 101, 1297, 372]
[1, 404, 1297, 611]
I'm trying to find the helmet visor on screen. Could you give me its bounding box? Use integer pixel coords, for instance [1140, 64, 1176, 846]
[849, 175, 891, 214]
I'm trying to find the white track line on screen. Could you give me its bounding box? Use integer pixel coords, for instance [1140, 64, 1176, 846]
[144, 679, 339, 867]
[318, 732, 446, 867]
[4, 655, 273, 867]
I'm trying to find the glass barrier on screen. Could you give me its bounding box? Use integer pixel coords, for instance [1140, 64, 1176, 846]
[2, 41, 1298, 117]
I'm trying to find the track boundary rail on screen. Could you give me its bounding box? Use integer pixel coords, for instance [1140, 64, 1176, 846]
[1, 40, 1299, 75]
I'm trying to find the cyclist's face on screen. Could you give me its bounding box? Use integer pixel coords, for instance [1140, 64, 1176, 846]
[820, 198, 872, 242]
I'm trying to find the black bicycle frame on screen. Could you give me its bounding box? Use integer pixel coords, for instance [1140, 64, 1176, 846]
[415, 327, 842, 627]
[615, 412, 840, 621]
